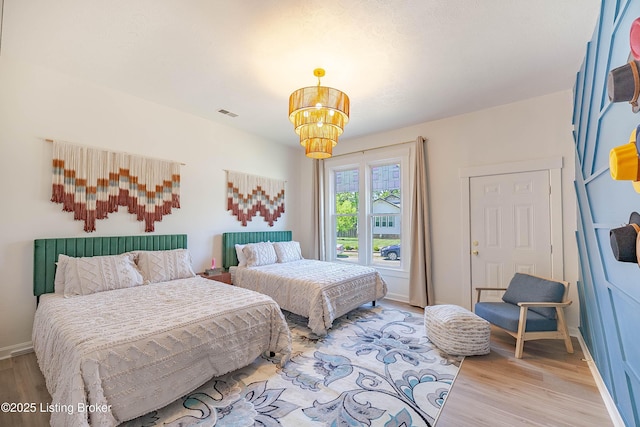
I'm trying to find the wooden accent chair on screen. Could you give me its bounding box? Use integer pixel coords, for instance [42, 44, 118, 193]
[474, 273, 573, 359]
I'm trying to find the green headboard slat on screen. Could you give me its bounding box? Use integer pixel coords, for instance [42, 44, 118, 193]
[33, 234, 188, 297]
[222, 231, 292, 269]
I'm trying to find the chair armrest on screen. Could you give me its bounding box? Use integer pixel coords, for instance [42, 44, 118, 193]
[517, 301, 572, 308]
[475, 287, 507, 303]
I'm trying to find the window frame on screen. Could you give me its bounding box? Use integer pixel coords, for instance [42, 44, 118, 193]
[323, 145, 412, 273]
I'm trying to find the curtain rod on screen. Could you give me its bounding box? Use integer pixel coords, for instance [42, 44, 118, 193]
[326, 139, 419, 159]
[43, 138, 186, 166]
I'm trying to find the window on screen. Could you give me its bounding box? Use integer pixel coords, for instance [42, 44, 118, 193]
[333, 168, 360, 263]
[324, 146, 411, 271]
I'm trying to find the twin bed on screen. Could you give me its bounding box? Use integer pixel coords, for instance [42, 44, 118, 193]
[222, 231, 388, 336]
[32, 231, 387, 426]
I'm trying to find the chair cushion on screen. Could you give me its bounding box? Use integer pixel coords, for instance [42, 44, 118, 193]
[475, 302, 558, 332]
[501, 273, 565, 319]
[424, 304, 490, 356]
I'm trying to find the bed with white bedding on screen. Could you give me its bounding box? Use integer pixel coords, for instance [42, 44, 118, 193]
[222, 231, 388, 336]
[32, 235, 291, 427]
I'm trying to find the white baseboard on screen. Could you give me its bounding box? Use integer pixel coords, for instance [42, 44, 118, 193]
[576, 331, 626, 427]
[0, 341, 33, 360]
[382, 293, 409, 304]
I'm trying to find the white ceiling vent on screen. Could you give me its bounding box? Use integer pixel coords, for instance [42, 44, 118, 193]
[218, 109, 238, 118]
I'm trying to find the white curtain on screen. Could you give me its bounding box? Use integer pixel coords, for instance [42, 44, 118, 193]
[409, 136, 434, 307]
[312, 159, 326, 260]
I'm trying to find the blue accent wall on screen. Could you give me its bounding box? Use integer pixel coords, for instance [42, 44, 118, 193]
[574, 1, 640, 425]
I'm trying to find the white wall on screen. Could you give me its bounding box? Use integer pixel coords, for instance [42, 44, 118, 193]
[0, 56, 303, 358]
[333, 91, 579, 326]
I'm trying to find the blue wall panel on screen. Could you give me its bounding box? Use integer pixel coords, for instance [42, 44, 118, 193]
[580, 0, 613, 177]
[574, 0, 640, 425]
[596, 103, 638, 174]
[580, 37, 599, 174]
[576, 173, 615, 387]
[573, 56, 587, 157]
[586, 169, 637, 223]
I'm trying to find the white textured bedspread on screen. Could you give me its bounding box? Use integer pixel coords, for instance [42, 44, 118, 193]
[234, 259, 387, 335]
[32, 277, 291, 427]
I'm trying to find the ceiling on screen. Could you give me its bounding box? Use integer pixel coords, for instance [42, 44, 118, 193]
[1, 0, 601, 147]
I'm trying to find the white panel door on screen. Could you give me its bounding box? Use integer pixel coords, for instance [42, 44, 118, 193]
[470, 170, 552, 301]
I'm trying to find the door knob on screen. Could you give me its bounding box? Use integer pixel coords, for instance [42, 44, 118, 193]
[472, 250, 479, 255]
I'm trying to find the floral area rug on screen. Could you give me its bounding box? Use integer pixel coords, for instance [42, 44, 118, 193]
[121, 304, 462, 427]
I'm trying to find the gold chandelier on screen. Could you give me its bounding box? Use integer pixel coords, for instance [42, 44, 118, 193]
[289, 68, 350, 159]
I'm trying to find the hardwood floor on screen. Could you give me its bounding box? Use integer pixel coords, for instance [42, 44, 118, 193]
[436, 325, 613, 426]
[0, 352, 51, 427]
[1, 301, 614, 426]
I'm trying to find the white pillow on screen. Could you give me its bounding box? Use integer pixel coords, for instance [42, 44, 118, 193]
[235, 244, 247, 267]
[54, 254, 70, 294]
[243, 242, 277, 267]
[63, 253, 144, 297]
[136, 249, 196, 283]
[273, 241, 303, 263]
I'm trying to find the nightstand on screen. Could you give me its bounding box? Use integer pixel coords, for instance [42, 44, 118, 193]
[198, 271, 232, 285]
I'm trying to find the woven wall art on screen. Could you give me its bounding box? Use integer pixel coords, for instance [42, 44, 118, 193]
[51, 140, 181, 232]
[226, 170, 285, 226]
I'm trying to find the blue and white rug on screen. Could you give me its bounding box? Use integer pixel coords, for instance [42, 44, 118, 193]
[122, 305, 462, 427]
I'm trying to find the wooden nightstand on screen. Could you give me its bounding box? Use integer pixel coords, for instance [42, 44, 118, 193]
[198, 271, 232, 285]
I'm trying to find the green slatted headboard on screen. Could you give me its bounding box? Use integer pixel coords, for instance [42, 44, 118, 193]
[33, 234, 188, 298]
[222, 231, 292, 269]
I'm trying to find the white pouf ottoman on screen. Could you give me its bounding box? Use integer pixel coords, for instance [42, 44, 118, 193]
[424, 304, 490, 356]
